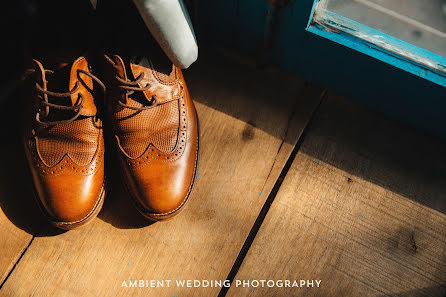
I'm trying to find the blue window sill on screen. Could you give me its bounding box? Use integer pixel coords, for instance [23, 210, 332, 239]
[306, 6, 446, 88]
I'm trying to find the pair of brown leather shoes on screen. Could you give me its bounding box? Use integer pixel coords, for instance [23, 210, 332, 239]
[22, 53, 199, 230]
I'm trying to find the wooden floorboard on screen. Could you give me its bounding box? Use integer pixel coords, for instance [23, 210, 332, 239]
[0, 53, 323, 296]
[0, 82, 44, 286]
[0, 155, 33, 286]
[227, 93, 446, 297]
[0, 214, 32, 286]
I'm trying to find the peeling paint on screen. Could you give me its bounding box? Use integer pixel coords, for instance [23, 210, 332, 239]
[311, 3, 446, 76]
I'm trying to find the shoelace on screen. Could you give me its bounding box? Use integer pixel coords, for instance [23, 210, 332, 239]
[115, 73, 157, 110]
[26, 67, 105, 125]
[105, 54, 158, 111]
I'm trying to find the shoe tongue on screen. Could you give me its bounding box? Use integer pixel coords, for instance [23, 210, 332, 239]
[39, 57, 97, 119]
[47, 62, 71, 96]
[130, 56, 176, 80]
[69, 57, 97, 116]
[126, 56, 176, 105]
[110, 54, 178, 105]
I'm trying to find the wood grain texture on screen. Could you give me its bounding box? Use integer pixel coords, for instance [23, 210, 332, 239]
[227, 93, 446, 297]
[0, 53, 322, 296]
[0, 213, 32, 286]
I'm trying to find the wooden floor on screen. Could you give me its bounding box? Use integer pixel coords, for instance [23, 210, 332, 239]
[0, 50, 445, 297]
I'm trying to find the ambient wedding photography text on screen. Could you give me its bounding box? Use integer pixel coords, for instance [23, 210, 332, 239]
[120, 279, 322, 289]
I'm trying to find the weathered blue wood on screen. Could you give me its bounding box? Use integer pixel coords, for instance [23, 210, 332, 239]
[269, 0, 315, 73]
[233, 0, 272, 55]
[310, 9, 446, 83]
[294, 4, 446, 138]
[307, 24, 446, 87]
[198, 0, 238, 47]
[297, 31, 446, 137]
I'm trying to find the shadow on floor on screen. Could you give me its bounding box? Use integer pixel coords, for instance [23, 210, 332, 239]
[300, 93, 446, 215]
[184, 48, 304, 141]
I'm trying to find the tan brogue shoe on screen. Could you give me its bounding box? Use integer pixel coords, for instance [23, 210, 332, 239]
[23, 57, 105, 230]
[103, 54, 199, 221]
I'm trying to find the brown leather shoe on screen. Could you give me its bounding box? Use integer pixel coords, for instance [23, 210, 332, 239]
[23, 57, 105, 230]
[103, 54, 199, 221]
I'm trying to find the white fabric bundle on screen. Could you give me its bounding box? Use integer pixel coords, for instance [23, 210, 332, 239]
[133, 0, 198, 69]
